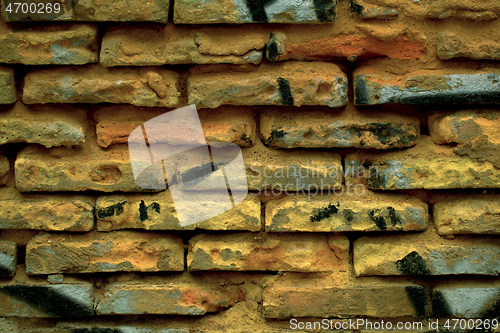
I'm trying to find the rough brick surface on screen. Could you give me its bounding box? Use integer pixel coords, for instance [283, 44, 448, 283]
[188, 233, 348, 272]
[429, 109, 500, 168]
[1, 0, 74, 21]
[15, 135, 167, 192]
[0, 102, 85, 148]
[432, 283, 500, 318]
[0, 66, 16, 104]
[264, 278, 425, 318]
[267, 31, 426, 62]
[0, 23, 98, 65]
[438, 32, 500, 60]
[0, 188, 94, 231]
[0, 241, 16, 277]
[434, 195, 500, 235]
[346, 136, 500, 190]
[96, 283, 244, 315]
[266, 192, 428, 232]
[26, 231, 184, 274]
[0, 282, 93, 317]
[354, 234, 500, 276]
[244, 141, 342, 191]
[188, 62, 348, 108]
[101, 23, 267, 66]
[354, 67, 500, 105]
[260, 107, 419, 149]
[74, 0, 169, 22]
[95, 105, 256, 148]
[174, 0, 336, 24]
[176, 140, 343, 191]
[22, 65, 179, 107]
[96, 191, 260, 231]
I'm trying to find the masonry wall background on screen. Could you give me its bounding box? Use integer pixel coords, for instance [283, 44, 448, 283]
[0, 0, 500, 332]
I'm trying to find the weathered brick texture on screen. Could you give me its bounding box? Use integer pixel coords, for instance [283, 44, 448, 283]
[187, 62, 348, 108]
[26, 231, 184, 274]
[266, 192, 428, 232]
[188, 233, 349, 272]
[2, 0, 500, 330]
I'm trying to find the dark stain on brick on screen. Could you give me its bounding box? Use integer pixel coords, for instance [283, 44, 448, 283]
[277, 77, 294, 106]
[401, 90, 500, 105]
[97, 201, 126, 218]
[343, 209, 354, 224]
[0, 265, 13, 277]
[432, 290, 452, 317]
[267, 32, 280, 62]
[353, 123, 418, 147]
[266, 128, 286, 144]
[244, 0, 276, 22]
[138, 200, 160, 222]
[349, 0, 364, 15]
[313, 0, 336, 22]
[0, 285, 93, 316]
[310, 203, 339, 222]
[405, 286, 426, 317]
[396, 251, 431, 275]
[388, 207, 402, 227]
[368, 209, 387, 230]
[220, 249, 243, 261]
[353, 75, 373, 105]
[181, 162, 225, 185]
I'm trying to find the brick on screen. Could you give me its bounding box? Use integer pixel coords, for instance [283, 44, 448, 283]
[96, 191, 260, 231]
[429, 109, 500, 168]
[0, 241, 16, 277]
[95, 105, 256, 148]
[0, 318, 19, 333]
[174, 0, 336, 24]
[438, 32, 500, 61]
[22, 65, 179, 107]
[0, 282, 93, 317]
[1, 0, 74, 21]
[264, 278, 425, 318]
[434, 195, 500, 235]
[101, 23, 267, 66]
[0, 102, 85, 148]
[425, 0, 499, 20]
[74, 0, 169, 22]
[96, 283, 244, 315]
[0, 22, 97, 65]
[354, 233, 500, 276]
[188, 233, 348, 272]
[26, 231, 184, 275]
[432, 282, 500, 318]
[0, 188, 94, 231]
[349, 0, 397, 19]
[14, 132, 169, 192]
[178, 140, 343, 191]
[354, 67, 500, 106]
[0, 66, 16, 104]
[266, 192, 428, 232]
[188, 62, 348, 108]
[267, 31, 425, 62]
[260, 107, 419, 149]
[346, 136, 500, 190]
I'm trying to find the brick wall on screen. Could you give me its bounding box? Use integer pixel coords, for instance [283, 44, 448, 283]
[0, 0, 500, 332]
